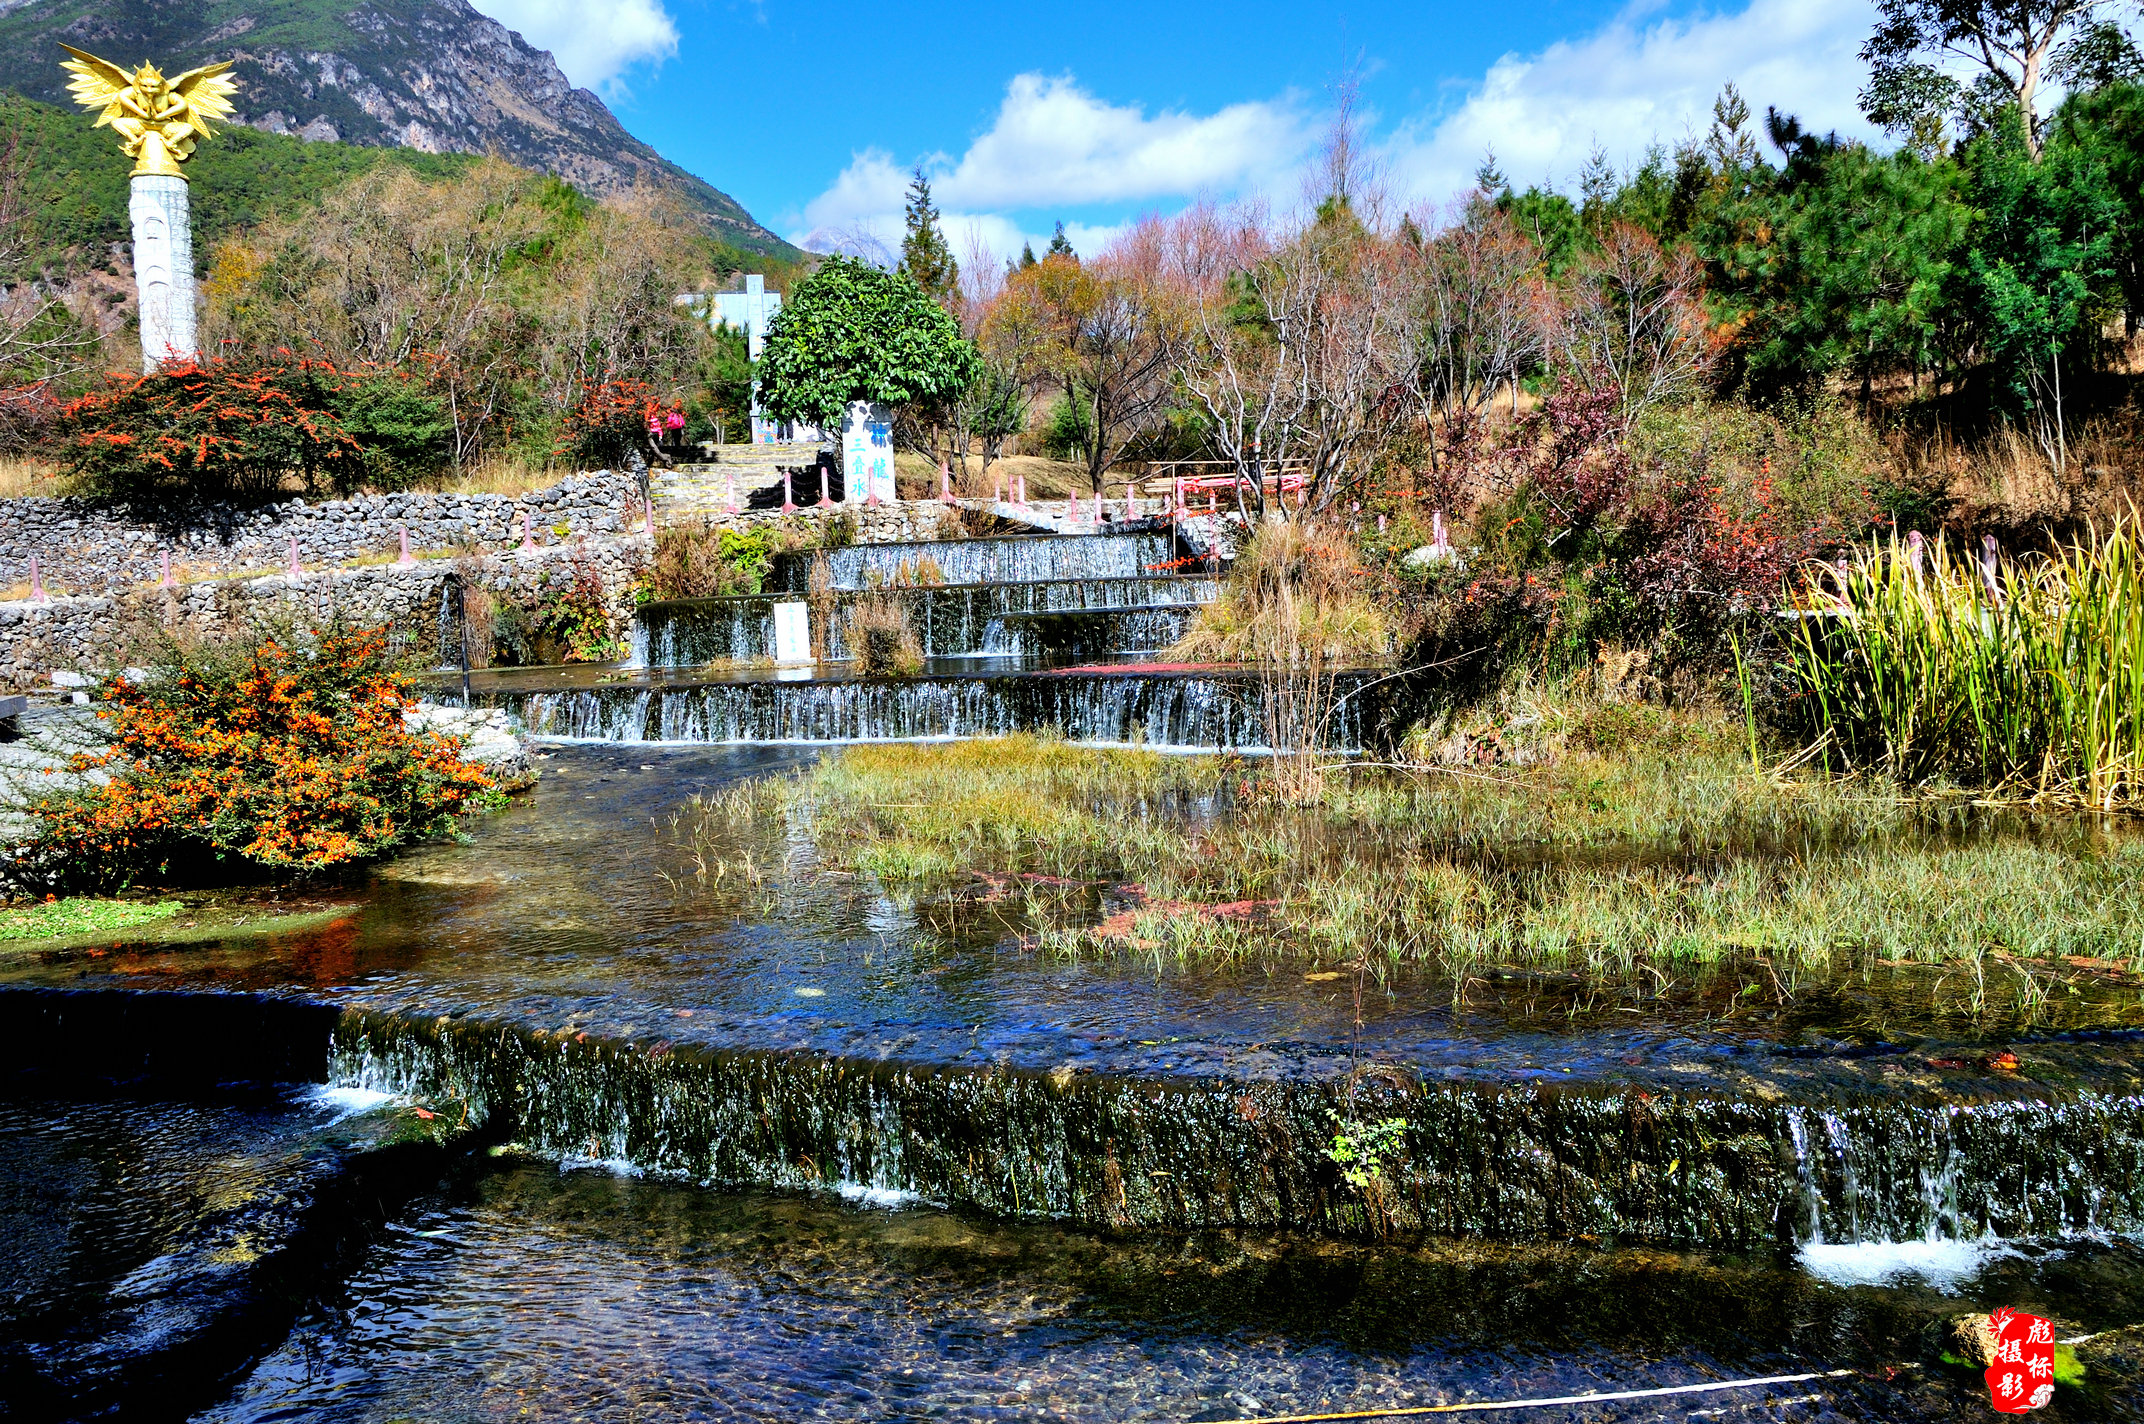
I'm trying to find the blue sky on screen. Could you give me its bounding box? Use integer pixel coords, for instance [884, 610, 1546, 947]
[470, 0, 1883, 262]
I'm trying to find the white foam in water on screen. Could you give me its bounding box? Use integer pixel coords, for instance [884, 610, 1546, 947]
[303, 1085, 401, 1121]
[836, 1182, 926, 1210]
[557, 1154, 645, 1178]
[1799, 1238, 2019, 1288]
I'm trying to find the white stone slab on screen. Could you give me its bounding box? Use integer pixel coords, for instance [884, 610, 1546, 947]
[772, 600, 812, 664]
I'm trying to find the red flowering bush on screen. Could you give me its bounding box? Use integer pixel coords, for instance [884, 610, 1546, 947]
[3, 622, 501, 893]
[1402, 379, 1837, 672]
[560, 375, 679, 469]
[58, 354, 450, 503]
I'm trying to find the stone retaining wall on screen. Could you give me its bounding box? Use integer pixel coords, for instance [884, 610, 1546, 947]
[0, 494, 1024, 687]
[0, 537, 648, 690]
[0, 472, 644, 597]
[1, 474, 1003, 599]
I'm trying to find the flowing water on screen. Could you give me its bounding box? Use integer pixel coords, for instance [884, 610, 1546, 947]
[772, 530, 1182, 591]
[458, 663, 1380, 751]
[9, 559, 2144, 1417]
[631, 576, 1219, 666]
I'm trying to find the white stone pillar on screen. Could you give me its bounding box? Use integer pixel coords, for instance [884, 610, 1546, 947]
[840, 400, 895, 505]
[130, 173, 197, 371]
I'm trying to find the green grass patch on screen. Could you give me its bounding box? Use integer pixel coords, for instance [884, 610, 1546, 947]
[0, 897, 183, 944]
[754, 731, 2144, 977]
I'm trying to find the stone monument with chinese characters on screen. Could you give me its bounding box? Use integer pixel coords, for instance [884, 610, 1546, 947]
[840, 401, 895, 504]
[60, 46, 238, 372]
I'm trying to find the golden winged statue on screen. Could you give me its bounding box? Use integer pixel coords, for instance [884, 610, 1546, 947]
[59, 44, 238, 178]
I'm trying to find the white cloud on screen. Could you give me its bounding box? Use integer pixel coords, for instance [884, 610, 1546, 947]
[793, 74, 1310, 266]
[468, 0, 679, 93]
[790, 0, 1886, 268]
[1384, 0, 1881, 204]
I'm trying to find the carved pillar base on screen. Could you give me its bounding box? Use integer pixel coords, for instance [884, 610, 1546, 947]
[130, 173, 197, 371]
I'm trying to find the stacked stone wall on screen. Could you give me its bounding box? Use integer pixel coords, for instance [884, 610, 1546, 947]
[0, 490, 1024, 688]
[0, 473, 644, 597]
[0, 538, 647, 690]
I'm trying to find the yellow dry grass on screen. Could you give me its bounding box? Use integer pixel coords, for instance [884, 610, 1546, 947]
[0, 457, 66, 500]
[395, 455, 567, 498]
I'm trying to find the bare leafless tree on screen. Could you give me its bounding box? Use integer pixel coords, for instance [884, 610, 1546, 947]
[1549, 223, 1711, 432]
[1163, 203, 1405, 523]
[1392, 197, 1549, 442]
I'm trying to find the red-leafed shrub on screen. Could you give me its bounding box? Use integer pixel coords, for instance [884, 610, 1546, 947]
[559, 376, 679, 470]
[57, 355, 449, 504]
[1402, 379, 1849, 673]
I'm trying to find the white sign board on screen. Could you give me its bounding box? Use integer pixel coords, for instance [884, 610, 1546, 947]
[772, 600, 812, 664]
[841, 400, 896, 504]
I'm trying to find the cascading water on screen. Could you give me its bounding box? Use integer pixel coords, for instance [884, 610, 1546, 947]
[326, 1010, 2144, 1246]
[772, 531, 1182, 592]
[631, 576, 1220, 668]
[1781, 1100, 2144, 1247]
[482, 667, 1376, 752]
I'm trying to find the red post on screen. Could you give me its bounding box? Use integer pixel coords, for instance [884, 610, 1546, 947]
[782, 468, 797, 514]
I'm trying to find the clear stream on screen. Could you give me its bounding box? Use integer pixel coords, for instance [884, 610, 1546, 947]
[3, 745, 2143, 1420]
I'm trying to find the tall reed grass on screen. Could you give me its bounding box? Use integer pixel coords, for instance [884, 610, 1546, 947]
[1790, 513, 2144, 807]
[1173, 522, 1388, 800]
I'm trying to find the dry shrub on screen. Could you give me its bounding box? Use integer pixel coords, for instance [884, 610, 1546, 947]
[456, 554, 495, 669]
[844, 592, 923, 676]
[806, 551, 835, 662]
[647, 521, 778, 600]
[934, 501, 997, 539]
[1885, 407, 2144, 537]
[1174, 521, 1387, 665]
[0, 455, 62, 499]
[1175, 522, 1388, 801]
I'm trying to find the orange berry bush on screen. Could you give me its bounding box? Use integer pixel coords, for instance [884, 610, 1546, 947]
[4, 622, 502, 893]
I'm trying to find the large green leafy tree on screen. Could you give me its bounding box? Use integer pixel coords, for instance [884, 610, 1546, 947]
[1860, 0, 2115, 158]
[758, 255, 980, 432]
[1957, 117, 2125, 432]
[2051, 80, 2144, 335]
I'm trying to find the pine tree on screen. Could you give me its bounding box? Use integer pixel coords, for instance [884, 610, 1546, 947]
[1019, 242, 1038, 268]
[1475, 148, 1508, 194]
[898, 165, 959, 309]
[1044, 221, 1076, 261]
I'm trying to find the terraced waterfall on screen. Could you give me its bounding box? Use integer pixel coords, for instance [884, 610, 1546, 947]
[468, 525, 1384, 750]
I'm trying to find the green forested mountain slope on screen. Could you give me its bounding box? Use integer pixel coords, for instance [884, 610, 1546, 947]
[0, 0, 793, 257]
[7, 90, 475, 275]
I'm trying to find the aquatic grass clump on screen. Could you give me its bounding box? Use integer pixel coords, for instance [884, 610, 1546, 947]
[1790, 516, 2144, 807]
[788, 734, 2144, 977]
[842, 593, 925, 676]
[1175, 522, 1391, 800]
[802, 735, 1225, 882]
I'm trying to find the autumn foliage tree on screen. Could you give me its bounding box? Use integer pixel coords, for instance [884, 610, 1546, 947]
[203, 161, 715, 467]
[985, 235, 1182, 495]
